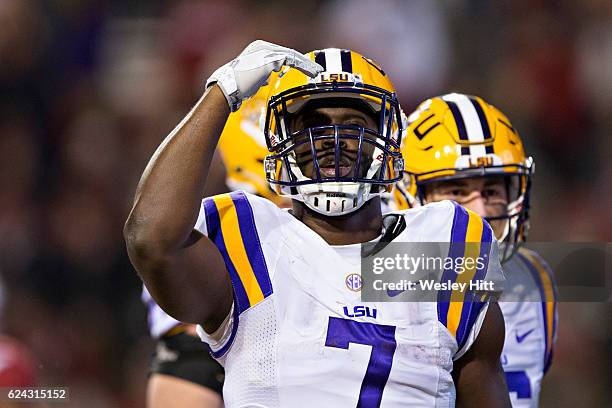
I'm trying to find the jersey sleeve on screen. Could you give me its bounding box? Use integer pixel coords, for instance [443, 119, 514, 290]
[436, 201, 506, 359]
[517, 248, 558, 373]
[194, 191, 275, 357]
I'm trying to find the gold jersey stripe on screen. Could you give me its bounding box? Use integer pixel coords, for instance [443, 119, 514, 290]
[213, 194, 265, 306]
[446, 211, 484, 338]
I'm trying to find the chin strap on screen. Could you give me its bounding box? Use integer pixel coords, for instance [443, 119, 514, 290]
[362, 213, 407, 257]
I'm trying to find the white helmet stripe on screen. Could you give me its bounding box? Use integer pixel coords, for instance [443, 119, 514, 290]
[324, 48, 343, 73]
[442, 93, 486, 157]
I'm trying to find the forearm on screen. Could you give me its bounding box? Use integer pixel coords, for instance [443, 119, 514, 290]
[123, 40, 321, 325]
[454, 302, 511, 407]
[124, 85, 231, 324]
[125, 85, 229, 251]
[125, 39, 321, 249]
[455, 362, 510, 408]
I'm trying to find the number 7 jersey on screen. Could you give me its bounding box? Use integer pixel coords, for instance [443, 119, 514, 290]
[194, 191, 505, 408]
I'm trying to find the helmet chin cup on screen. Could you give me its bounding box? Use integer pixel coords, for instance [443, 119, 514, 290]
[297, 182, 373, 216]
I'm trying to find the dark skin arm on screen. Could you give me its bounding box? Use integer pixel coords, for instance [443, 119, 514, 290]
[453, 301, 511, 408]
[205, 148, 229, 196]
[124, 85, 233, 332]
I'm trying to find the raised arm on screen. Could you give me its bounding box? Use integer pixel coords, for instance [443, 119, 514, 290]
[124, 85, 232, 330]
[453, 301, 512, 408]
[124, 40, 322, 332]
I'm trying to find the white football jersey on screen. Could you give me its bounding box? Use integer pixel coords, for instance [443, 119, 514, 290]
[499, 248, 558, 408]
[195, 191, 504, 408]
[140, 199, 411, 340]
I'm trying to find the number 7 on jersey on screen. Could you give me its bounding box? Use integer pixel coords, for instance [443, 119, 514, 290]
[325, 317, 397, 408]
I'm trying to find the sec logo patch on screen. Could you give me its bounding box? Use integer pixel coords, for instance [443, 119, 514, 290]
[345, 273, 362, 292]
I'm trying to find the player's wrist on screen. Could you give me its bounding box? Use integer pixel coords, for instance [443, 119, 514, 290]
[208, 84, 232, 117]
[206, 63, 241, 112]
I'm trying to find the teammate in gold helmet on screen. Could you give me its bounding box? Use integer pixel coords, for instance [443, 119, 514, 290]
[394, 93, 533, 261]
[218, 83, 289, 206]
[396, 93, 557, 407]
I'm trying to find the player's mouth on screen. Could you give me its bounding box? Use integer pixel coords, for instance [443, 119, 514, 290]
[317, 156, 353, 178]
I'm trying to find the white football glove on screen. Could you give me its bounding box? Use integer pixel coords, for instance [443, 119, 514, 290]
[206, 40, 324, 112]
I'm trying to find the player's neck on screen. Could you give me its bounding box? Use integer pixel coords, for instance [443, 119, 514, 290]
[291, 197, 383, 245]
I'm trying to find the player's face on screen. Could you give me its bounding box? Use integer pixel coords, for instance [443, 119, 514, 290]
[424, 176, 509, 238]
[290, 106, 378, 179]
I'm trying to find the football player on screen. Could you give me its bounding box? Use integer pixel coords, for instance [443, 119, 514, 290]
[142, 87, 285, 408]
[125, 40, 512, 407]
[394, 93, 558, 407]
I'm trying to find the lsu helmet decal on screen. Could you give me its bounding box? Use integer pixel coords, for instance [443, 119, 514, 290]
[395, 93, 533, 261]
[263, 48, 405, 216]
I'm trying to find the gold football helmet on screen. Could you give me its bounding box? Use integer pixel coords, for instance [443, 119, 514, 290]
[395, 93, 533, 260]
[217, 84, 287, 205]
[262, 48, 404, 216]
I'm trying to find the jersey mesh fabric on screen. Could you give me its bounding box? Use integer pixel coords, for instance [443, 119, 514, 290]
[222, 297, 280, 407]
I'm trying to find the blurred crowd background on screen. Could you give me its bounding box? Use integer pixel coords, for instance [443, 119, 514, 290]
[0, 0, 610, 406]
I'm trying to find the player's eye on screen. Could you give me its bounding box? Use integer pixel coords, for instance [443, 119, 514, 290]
[482, 188, 501, 198]
[448, 188, 467, 197]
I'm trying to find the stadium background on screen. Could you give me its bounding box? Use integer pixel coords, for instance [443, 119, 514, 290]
[1, 0, 610, 406]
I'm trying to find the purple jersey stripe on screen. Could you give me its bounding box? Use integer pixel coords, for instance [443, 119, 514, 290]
[230, 191, 273, 299]
[455, 222, 492, 350]
[437, 202, 469, 326]
[204, 198, 251, 314]
[208, 301, 240, 359]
